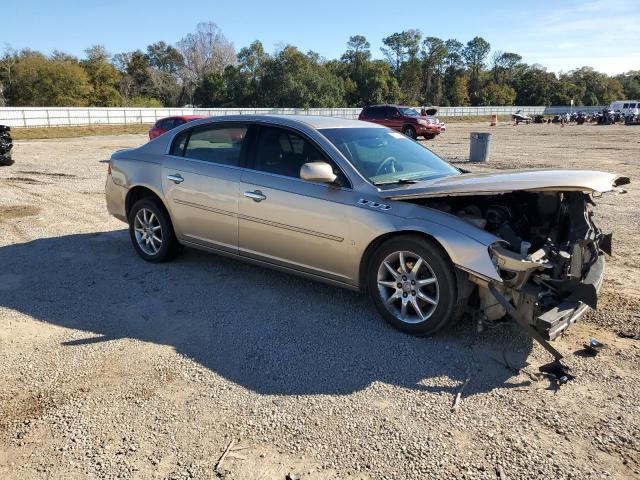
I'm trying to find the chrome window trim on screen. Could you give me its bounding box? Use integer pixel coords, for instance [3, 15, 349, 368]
[241, 167, 353, 192]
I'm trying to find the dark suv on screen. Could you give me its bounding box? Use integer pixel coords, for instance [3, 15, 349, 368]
[358, 105, 441, 140]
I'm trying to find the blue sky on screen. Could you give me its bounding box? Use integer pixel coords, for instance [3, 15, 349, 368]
[2, 0, 638, 74]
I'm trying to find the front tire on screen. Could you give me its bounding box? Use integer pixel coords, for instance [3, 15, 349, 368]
[128, 198, 181, 262]
[402, 126, 417, 139]
[367, 235, 457, 335]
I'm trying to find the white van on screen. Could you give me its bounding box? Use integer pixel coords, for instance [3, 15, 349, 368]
[608, 100, 640, 116]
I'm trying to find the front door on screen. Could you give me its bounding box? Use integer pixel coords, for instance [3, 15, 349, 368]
[384, 106, 403, 131]
[161, 124, 249, 253]
[238, 126, 354, 283]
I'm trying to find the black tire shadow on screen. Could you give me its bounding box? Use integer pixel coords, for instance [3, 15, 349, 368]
[0, 230, 533, 396]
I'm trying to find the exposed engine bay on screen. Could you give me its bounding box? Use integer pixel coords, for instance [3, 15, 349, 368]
[415, 191, 611, 341]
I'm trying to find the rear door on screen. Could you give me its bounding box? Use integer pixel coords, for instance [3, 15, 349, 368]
[161, 123, 250, 253]
[238, 125, 354, 283]
[361, 106, 384, 126]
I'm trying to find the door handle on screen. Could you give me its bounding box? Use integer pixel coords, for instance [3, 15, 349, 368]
[244, 190, 266, 202]
[167, 174, 184, 184]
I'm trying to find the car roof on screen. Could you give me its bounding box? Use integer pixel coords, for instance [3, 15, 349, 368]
[185, 114, 384, 130]
[364, 104, 413, 109]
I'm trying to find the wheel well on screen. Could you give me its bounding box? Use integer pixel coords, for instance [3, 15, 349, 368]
[402, 124, 416, 132]
[125, 186, 167, 220]
[358, 231, 452, 292]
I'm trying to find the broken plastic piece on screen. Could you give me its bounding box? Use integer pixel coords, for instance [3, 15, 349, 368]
[539, 360, 574, 385]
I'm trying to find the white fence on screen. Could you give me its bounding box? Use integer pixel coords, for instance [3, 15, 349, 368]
[0, 106, 605, 128]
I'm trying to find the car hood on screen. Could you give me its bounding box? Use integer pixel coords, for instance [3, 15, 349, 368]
[381, 169, 629, 200]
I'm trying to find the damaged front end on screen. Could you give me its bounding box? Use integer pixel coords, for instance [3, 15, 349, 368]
[416, 189, 620, 341]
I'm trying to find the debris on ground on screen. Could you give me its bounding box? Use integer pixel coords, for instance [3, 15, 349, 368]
[451, 377, 470, 412]
[0, 125, 13, 166]
[214, 439, 235, 472]
[583, 338, 607, 355]
[618, 330, 640, 340]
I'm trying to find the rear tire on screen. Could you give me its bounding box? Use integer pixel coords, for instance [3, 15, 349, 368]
[402, 126, 417, 139]
[366, 235, 457, 335]
[128, 198, 181, 263]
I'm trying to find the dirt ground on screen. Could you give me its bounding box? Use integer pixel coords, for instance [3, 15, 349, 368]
[0, 122, 639, 480]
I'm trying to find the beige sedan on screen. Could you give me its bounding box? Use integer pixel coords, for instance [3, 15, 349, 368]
[106, 115, 626, 346]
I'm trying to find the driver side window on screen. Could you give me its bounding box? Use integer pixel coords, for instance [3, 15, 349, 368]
[253, 127, 349, 186]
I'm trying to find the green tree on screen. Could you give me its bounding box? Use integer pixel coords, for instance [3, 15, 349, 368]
[237, 40, 268, 105]
[492, 51, 522, 85]
[382, 30, 422, 103]
[462, 36, 491, 105]
[561, 67, 624, 105]
[6, 51, 91, 106]
[146, 41, 184, 74]
[615, 71, 640, 99]
[478, 82, 516, 106]
[449, 75, 470, 106]
[193, 71, 226, 106]
[515, 65, 559, 105]
[259, 46, 345, 108]
[337, 35, 399, 106]
[381, 30, 421, 74]
[81, 45, 123, 106]
[421, 37, 447, 105]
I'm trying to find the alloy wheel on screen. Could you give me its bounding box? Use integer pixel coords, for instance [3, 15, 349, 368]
[376, 250, 439, 324]
[133, 208, 163, 256]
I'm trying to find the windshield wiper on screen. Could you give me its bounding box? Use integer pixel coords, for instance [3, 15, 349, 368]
[374, 178, 419, 186]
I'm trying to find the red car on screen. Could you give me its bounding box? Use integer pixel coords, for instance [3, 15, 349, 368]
[148, 115, 206, 140]
[358, 105, 441, 140]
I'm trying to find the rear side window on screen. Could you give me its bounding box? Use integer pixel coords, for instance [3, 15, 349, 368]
[623, 103, 629, 109]
[170, 130, 189, 156]
[366, 107, 384, 119]
[183, 125, 248, 166]
[171, 118, 186, 129]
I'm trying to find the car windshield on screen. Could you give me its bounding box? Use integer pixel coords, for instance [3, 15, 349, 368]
[320, 127, 460, 186]
[399, 107, 420, 117]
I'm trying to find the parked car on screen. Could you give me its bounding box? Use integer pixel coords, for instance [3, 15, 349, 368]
[148, 115, 206, 140]
[0, 125, 13, 166]
[358, 105, 441, 140]
[106, 115, 627, 345]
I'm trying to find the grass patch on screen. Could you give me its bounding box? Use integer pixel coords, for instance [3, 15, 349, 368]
[11, 124, 152, 140]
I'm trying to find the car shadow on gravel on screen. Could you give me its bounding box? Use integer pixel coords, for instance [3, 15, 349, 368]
[0, 231, 533, 397]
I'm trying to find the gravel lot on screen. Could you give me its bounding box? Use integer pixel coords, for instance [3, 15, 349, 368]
[1, 122, 639, 479]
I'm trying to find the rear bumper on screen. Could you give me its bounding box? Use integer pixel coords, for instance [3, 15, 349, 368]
[105, 174, 128, 223]
[534, 254, 605, 340]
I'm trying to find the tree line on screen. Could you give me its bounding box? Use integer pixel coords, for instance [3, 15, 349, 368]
[1, 22, 638, 108]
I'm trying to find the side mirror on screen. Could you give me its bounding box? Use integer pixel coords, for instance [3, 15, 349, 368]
[300, 162, 337, 183]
